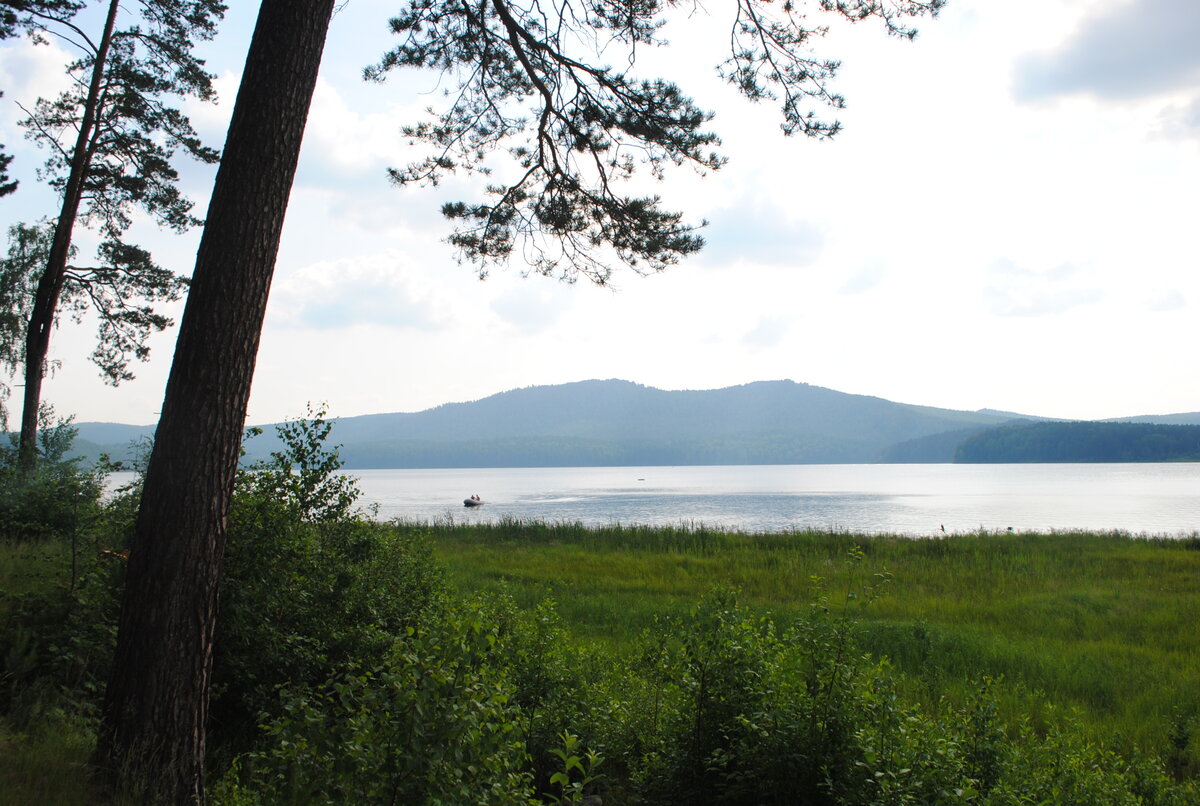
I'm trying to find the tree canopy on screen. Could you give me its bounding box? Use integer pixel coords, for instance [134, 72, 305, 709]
[0, 223, 51, 426]
[8, 0, 224, 468]
[369, 0, 944, 282]
[0, 1, 87, 196]
[956, 421, 1200, 463]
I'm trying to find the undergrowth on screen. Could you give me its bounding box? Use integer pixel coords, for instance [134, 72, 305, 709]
[1, 414, 1197, 804]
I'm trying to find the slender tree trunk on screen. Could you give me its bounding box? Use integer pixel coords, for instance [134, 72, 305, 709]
[96, 1, 336, 802]
[17, 0, 120, 471]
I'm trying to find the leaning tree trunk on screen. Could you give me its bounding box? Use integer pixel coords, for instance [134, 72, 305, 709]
[96, 1, 336, 802]
[17, 0, 120, 471]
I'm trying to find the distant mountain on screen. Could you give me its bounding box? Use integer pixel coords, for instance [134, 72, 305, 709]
[1103, 413, 1200, 426]
[974, 408, 1048, 421]
[277, 379, 1027, 467]
[54, 425, 156, 466]
[64, 380, 1199, 468]
[877, 424, 1017, 464]
[65, 422, 157, 445]
[70, 379, 1009, 467]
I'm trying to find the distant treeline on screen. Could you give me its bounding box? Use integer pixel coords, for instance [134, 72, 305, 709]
[955, 421, 1200, 463]
[877, 426, 995, 463]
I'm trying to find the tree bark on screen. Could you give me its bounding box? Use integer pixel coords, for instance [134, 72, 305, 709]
[17, 0, 120, 471]
[96, 1, 336, 802]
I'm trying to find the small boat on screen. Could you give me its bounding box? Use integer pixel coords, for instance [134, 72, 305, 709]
[463, 497, 484, 507]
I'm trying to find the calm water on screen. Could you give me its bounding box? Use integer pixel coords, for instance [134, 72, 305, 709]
[347, 464, 1200, 537]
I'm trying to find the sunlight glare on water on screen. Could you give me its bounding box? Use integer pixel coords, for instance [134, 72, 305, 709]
[347, 463, 1200, 537]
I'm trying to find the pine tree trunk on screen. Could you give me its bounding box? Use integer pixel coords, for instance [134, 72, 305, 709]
[96, 1, 336, 802]
[17, 0, 120, 471]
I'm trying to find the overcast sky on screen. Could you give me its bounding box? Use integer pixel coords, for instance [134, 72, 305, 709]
[1, 0, 1198, 427]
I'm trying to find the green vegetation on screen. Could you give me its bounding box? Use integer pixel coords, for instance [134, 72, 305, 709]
[2, 415, 1198, 804]
[957, 421, 1200, 463]
[421, 519, 1200, 751]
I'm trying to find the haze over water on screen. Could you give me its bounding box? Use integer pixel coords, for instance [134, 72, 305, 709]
[351, 463, 1200, 537]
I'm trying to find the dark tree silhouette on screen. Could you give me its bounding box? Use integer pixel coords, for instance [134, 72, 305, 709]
[0, 110, 16, 196]
[11, 0, 223, 470]
[0, 223, 49, 425]
[97, 1, 338, 801]
[0, 2, 87, 197]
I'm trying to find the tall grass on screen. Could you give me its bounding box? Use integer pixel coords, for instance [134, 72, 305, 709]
[0, 723, 94, 806]
[415, 518, 1200, 756]
[4, 518, 1198, 798]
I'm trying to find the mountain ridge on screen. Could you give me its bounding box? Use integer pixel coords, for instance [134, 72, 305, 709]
[62, 379, 1200, 468]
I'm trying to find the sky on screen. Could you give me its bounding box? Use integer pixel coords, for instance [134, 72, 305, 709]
[1, 0, 1198, 427]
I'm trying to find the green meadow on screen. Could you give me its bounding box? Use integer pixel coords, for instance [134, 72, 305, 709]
[4, 417, 1199, 803]
[421, 519, 1200, 755]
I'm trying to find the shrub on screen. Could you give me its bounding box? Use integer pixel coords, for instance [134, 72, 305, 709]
[0, 554, 122, 731]
[210, 408, 445, 758]
[0, 415, 126, 733]
[485, 596, 595, 792]
[0, 413, 107, 544]
[211, 602, 537, 806]
[986, 713, 1177, 806]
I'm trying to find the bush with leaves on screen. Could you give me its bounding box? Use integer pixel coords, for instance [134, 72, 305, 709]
[210, 407, 445, 759]
[482, 596, 600, 792]
[236, 405, 362, 524]
[0, 411, 106, 543]
[211, 599, 537, 806]
[617, 553, 892, 804]
[619, 588, 861, 805]
[981, 712, 1196, 806]
[547, 731, 604, 806]
[0, 549, 123, 733]
[0, 417, 130, 734]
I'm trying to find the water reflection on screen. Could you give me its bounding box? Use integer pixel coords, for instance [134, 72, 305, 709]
[349, 464, 1200, 537]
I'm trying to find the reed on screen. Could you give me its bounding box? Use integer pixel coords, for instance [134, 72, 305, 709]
[415, 520, 1200, 755]
[4, 519, 1197, 797]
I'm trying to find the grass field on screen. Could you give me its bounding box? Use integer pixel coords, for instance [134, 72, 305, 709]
[416, 519, 1200, 757]
[3, 520, 1198, 802]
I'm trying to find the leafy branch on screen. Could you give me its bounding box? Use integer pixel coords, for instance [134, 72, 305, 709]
[368, 0, 943, 282]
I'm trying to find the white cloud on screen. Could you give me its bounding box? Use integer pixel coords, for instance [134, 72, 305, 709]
[0, 40, 75, 110]
[305, 78, 413, 177]
[269, 251, 453, 331]
[1154, 96, 1200, 139]
[1012, 0, 1200, 142]
[177, 69, 240, 142]
[983, 259, 1105, 318]
[742, 316, 792, 349]
[695, 193, 826, 269]
[839, 260, 887, 295]
[490, 283, 577, 334]
[1146, 289, 1186, 312]
[1014, 0, 1200, 102]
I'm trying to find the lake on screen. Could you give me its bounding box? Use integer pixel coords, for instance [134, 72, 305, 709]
[344, 463, 1200, 537]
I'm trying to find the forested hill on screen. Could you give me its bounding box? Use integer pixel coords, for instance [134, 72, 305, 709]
[67, 380, 1200, 468]
[72, 379, 1013, 468]
[288, 379, 1012, 467]
[955, 421, 1200, 463]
